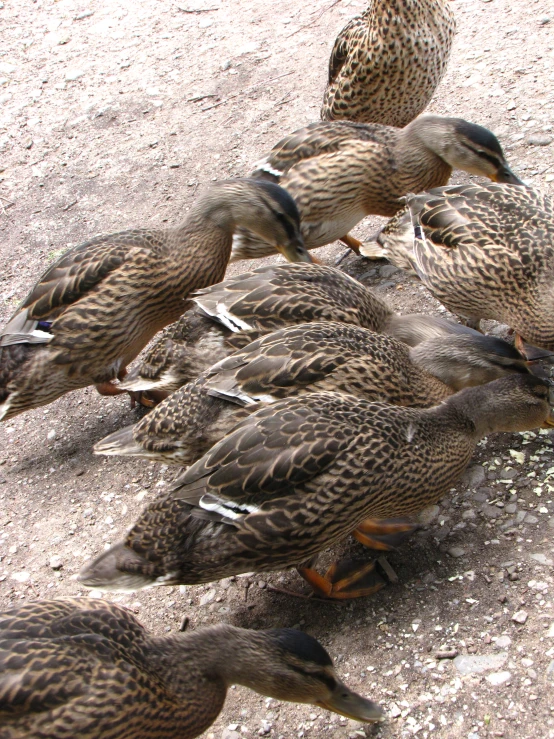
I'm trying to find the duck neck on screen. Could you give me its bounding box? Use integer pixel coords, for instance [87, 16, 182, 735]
[440, 384, 507, 438]
[396, 116, 453, 184]
[154, 625, 277, 694]
[177, 185, 239, 236]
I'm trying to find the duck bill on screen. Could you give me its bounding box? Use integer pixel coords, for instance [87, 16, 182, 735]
[275, 236, 314, 263]
[493, 164, 524, 185]
[315, 682, 384, 723]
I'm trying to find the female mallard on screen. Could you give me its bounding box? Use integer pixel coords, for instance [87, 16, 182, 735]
[0, 598, 382, 738]
[361, 183, 554, 350]
[79, 374, 553, 599]
[0, 179, 309, 421]
[96, 323, 529, 466]
[120, 262, 483, 401]
[230, 115, 522, 262]
[321, 0, 456, 126]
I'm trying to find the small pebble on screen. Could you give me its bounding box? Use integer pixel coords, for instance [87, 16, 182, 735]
[453, 653, 507, 675]
[49, 555, 63, 570]
[486, 670, 511, 686]
[495, 635, 512, 649]
[200, 589, 216, 605]
[512, 610, 528, 624]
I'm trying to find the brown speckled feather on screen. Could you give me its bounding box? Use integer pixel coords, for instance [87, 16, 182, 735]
[121, 263, 477, 397]
[97, 324, 528, 466]
[80, 375, 552, 590]
[374, 184, 554, 349]
[0, 598, 382, 737]
[121, 263, 392, 394]
[0, 180, 306, 420]
[0, 598, 225, 739]
[232, 116, 520, 261]
[321, 0, 456, 126]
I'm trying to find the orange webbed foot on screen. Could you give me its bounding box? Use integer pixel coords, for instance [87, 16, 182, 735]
[353, 517, 419, 551]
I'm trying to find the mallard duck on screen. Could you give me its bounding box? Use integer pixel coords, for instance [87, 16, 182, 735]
[0, 179, 309, 421]
[120, 262, 482, 401]
[79, 374, 553, 598]
[360, 183, 554, 350]
[230, 116, 522, 262]
[0, 598, 382, 738]
[321, 0, 456, 127]
[96, 323, 529, 466]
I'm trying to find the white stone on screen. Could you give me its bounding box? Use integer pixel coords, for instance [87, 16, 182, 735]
[49, 555, 63, 569]
[12, 571, 30, 583]
[200, 588, 216, 605]
[453, 652, 507, 675]
[65, 69, 86, 82]
[495, 635, 512, 649]
[486, 671, 511, 686]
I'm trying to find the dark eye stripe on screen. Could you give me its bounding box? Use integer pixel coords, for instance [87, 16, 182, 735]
[275, 210, 297, 240]
[290, 664, 337, 690]
[462, 143, 502, 168]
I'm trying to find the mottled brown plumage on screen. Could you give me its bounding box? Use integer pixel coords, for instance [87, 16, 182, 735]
[96, 323, 529, 466]
[0, 598, 382, 739]
[0, 179, 308, 421]
[230, 116, 522, 261]
[79, 375, 553, 595]
[120, 262, 484, 398]
[361, 184, 554, 349]
[321, 0, 456, 126]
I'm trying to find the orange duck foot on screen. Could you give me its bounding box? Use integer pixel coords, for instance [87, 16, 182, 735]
[353, 517, 419, 551]
[339, 233, 362, 254]
[128, 389, 170, 409]
[297, 559, 387, 600]
[95, 381, 127, 397]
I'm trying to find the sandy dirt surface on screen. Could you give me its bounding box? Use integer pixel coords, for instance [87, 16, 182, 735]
[1, 0, 554, 737]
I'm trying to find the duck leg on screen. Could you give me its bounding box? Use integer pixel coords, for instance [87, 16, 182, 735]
[95, 381, 127, 397]
[339, 233, 362, 254]
[129, 388, 170, 409]
[96, 366, 163, 409]
[335, 235, 363, 267]
[353, 517, 419, 551]
[297, 559, 386, 600]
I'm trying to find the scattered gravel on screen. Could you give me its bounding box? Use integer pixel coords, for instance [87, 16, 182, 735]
[1, 1, 554, 738]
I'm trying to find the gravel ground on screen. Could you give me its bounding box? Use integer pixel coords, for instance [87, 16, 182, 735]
[1, 0, 554, 738]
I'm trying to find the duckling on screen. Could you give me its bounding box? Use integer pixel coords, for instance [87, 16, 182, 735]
[321, 0, 456, 127]
[0, 179, 309, 421]
[360, 183, 554, 350]
[96, 324, 529, 466]
[79, 374, 553, 598]
[230, 116, 522, 262]
[120, 262, 482, 401]
[0, 598, 382, 738]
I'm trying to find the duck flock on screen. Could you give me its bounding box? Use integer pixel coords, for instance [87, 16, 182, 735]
[1, 1, 554, 737]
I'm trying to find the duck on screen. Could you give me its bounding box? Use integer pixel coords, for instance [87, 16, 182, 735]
[360, 183, 554, 351]
[0, 597, 382, 738]
[79, 374, 553, 599]
[96, 323, 530, 466]
[120, 262, 485, 402]
[321, 0, 456, 127]
[0, 179, 309, 421]
[230, 115, 522, 262]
